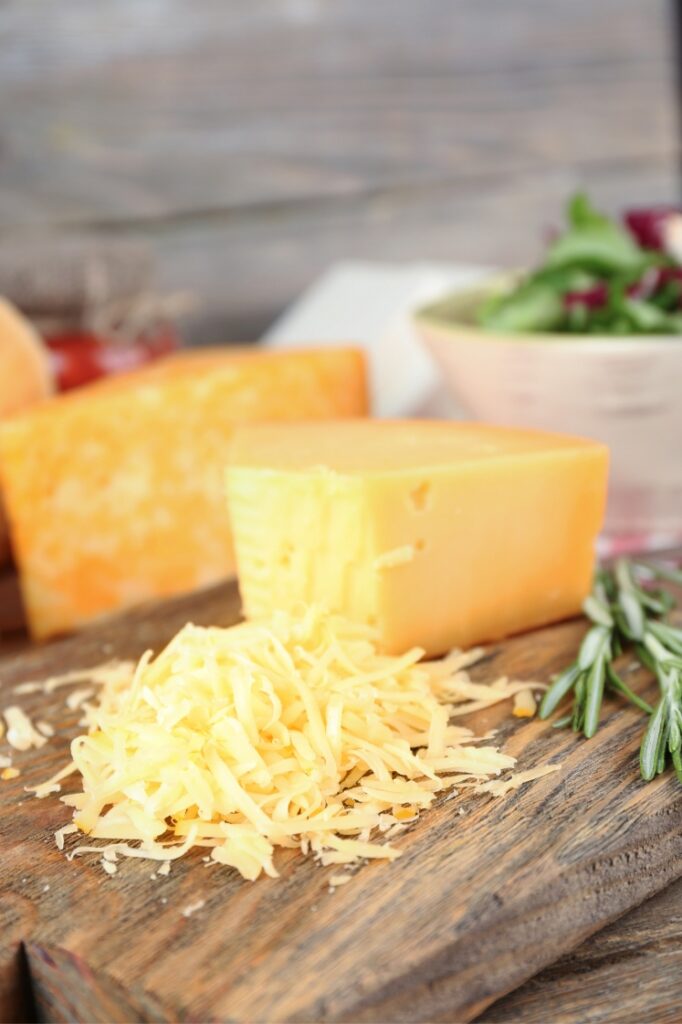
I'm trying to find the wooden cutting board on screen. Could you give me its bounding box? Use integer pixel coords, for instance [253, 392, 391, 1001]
[1, 579, 681, 1024]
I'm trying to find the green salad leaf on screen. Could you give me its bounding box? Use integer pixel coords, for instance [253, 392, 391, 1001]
[477, 193, 682, 335]
[477, 281, 564, 333]
[545, 193, 648, 276]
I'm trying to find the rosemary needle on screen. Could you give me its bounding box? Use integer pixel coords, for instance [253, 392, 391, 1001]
[539, 557, 682, 784]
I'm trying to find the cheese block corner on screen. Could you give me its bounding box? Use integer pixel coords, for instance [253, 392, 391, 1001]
[226, 420, 609, 656]
[0, 346, 368, 638]
[0, 295, 53, 417]
[0, 295, 54, 565]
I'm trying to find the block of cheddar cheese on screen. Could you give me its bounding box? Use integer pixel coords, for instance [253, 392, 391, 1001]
[0, 296, 53, 564]
[0, 296, 53, 417]
[227, 420, 609, 656]
[0, 347, 368, 639]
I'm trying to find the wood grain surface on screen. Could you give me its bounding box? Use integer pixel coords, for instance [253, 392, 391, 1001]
[1, 578, 681, 1023]
[479, 876, 682, 1024]
[0, 0, 677, 341]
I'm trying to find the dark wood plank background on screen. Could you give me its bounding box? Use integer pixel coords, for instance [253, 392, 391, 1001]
[0, 0, 678, 341]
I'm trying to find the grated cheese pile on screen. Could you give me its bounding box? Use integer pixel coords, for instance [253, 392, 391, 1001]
[11, 606, 557, 880]
[38, 607, 545, 881]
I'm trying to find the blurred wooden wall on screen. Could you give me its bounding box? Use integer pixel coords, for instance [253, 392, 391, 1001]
[0, 0, 678, 340]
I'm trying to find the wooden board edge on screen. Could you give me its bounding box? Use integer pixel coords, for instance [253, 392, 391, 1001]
[342, 802, 682, 1023]
[0, 944, 34, 1024]
[25, 944, 169, 1024]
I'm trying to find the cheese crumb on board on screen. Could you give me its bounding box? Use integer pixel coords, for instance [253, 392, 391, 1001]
[182, 898, 206, 918]
[475, 764, 562, 798]
[4, 705, 47, 751]
[65, 688, 95, 711]
[13, 660, 136, 696]
[29, 761, 80, 799]
[3, 662, 137, 799]
[1, 766, 20, 780]
[54, 823, 78, 850]
[54, 607, 520, 880]
[512, 689, 538, 718]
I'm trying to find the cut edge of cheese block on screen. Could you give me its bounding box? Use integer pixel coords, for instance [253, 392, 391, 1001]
[226, 420, 609, 656]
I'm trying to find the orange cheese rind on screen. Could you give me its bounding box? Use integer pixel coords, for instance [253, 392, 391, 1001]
[0, 296, 53, 418]
[0, 295, 53, 565]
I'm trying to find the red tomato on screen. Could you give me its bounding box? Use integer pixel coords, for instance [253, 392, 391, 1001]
[45, 325, 180, 392]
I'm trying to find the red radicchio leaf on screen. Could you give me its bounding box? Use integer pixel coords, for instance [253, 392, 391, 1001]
[624, 207, 681, 251]
[627, 266, 682, 301]
[563, 283, 608, 310]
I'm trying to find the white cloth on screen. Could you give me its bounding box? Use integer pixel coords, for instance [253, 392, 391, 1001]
[262, 260, 490, 418]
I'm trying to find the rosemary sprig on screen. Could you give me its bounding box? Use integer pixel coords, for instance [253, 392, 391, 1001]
[539, 557, 682, 783]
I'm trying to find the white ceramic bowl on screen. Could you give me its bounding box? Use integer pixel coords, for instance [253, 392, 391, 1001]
[414, 275, 682, 539]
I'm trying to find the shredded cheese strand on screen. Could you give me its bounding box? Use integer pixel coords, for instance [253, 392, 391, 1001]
[3, 706, 47, 751]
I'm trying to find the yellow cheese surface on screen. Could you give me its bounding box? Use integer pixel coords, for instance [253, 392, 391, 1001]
[0, 347, 368, 638]
[227, 420, 609, 656]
